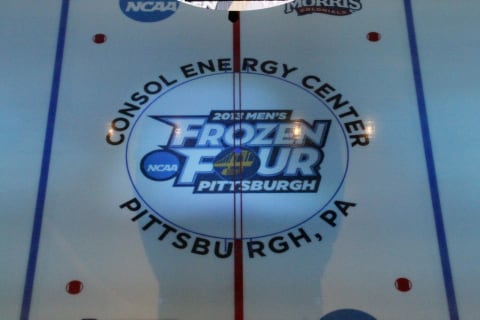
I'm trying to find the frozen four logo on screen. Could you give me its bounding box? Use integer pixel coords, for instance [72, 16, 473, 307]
[141, 110, 331, 193]
[284, 0, 362, 16]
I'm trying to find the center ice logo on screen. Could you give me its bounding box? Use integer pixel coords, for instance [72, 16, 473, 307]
[112, 61, 362, 240]
[140, 110, 331, 193]
[119, 0, 179, 22]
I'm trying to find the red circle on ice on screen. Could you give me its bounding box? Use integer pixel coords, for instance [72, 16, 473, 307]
[367, 32, 381, 42]
[66, 280, 84, 295]
[93, 33, 107, 44]
[395, 277, 412, 292]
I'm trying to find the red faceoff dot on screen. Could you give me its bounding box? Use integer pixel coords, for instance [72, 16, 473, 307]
[395, 277, 412, 292]
[66, 280, 83, 295]
[367, 32, 381, 42]
[92, 33, 107, 44]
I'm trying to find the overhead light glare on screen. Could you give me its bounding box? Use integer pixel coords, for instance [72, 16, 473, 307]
[178, 0, 294, 11]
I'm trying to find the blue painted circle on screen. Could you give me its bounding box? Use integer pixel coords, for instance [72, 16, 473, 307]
[119, 0, 179, 22]
[141, 150, 180, 180]
[321, 309, 376, 320]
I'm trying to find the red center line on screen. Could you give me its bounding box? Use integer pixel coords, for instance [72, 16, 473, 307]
[232, 12, 244, 320]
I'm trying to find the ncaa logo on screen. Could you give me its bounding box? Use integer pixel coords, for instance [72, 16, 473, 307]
[119, 0, 179, 22]
[141, 150, 180, 180]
